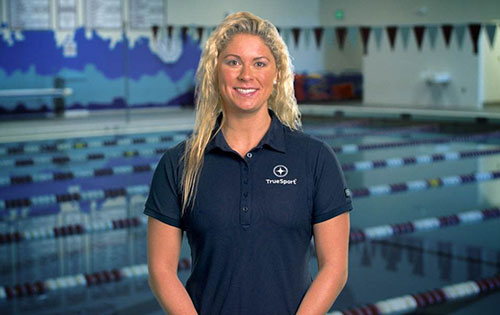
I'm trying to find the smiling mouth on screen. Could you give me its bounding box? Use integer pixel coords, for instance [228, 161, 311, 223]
[234, 88, 258, 95]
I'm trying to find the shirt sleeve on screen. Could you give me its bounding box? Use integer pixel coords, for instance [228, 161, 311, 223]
[312, 141, 353, 224]
[143, 147, 183, 229]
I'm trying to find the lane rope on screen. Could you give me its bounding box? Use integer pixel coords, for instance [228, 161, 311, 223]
[313, 124, 438, 140]
[2, 207, 498, 246]
[331, 130, 500, 154]
[0, 118, 380, 156]
[349, 207, 500, 244]
[3, 130, 500, 168]
[3, 147, 500, 187]
[342, 147, 500, 172]
[0, 123, 435, 156]
[2, 170, 500, 217]
[0, 133, 189, 156]
[327, 273, 500, 315]
[350, 170, 500, 198]
[0, 261, 191, 300]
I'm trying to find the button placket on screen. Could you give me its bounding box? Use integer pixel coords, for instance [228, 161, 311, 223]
[240, 159, 251, 227]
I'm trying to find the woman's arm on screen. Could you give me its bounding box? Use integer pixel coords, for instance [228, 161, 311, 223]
[147, 217, 198, 315]
[296, 212, 350, 315]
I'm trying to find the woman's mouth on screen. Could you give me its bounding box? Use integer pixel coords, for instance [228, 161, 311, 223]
[234, 88, 258, 95]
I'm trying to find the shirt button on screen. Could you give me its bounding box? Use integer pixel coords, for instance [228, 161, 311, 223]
[242, 207, 248, 212]
[246, 152, 252, 158]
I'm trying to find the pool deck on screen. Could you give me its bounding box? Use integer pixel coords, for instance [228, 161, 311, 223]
[1, 103, 499, 143]
[299, 103, 500, 123]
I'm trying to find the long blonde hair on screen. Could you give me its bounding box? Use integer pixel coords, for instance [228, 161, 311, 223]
[181, 11, 301, 215]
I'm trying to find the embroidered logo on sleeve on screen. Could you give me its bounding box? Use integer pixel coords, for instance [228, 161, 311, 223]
[344, 188, 352, 198]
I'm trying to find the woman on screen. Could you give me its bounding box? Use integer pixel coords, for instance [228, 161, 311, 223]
[144, 12, 352, 315]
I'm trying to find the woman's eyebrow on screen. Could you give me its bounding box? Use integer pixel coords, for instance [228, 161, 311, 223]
[221, 54, 270, 61]
[222, 54, 241, 59]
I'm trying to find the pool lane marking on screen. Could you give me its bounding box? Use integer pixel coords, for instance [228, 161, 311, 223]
[2, 207, 498, 246]
[332, 130, 500, 154]
[311, 124, 438, 139]
[342, 147, 500, 172]
[2, 129, 500, 169]
[1, 254, 498, 303]
[2, 170, 500, 212]
[3, 147, 500, 187]
[327, 273, 500, 315]
[350, 169, 500, 198]
[349, 207, 500, 244]
[0, 124, 436, 158]
[0, 118, 379, 155]
[0, 132, 190, 156]
[0, 261, 191, 300]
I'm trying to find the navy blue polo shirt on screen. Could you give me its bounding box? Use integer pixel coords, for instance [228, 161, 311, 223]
[144, 109, 353, 314]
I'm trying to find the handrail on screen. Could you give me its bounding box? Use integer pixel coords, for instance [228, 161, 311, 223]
[0, 88, 73, 98]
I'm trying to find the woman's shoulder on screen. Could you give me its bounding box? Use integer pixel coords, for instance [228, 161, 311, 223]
[157, 139, 187, 166]
[285, 128, 331, 153]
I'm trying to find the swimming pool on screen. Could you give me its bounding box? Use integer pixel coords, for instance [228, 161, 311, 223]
[1, 113, 499, 314]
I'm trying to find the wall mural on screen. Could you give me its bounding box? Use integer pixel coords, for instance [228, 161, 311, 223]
[0, 25, 201, 115]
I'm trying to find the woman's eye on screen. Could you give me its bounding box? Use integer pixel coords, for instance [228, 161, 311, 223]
[255, 61, 266, 67]
[226, 60, 239, 66]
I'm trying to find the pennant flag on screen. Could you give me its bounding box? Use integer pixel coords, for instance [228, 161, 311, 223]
[335, 27, 347, 50]
[413, 25, 426, 50]
[386, 26, 398, 50]
[196, 26, 204, 44]
[485, 24, 497, 48]
[348, 26, 358, 48]
[428, 25, 438, 49]
[373, 27, 383, 50]
[304, 28, 311, 48]
[292, 28, 301, 48]
[400, 26, 410, 50]
[468, 23, 481, 54]
[314, 27, 324, 48]
[152, 25, 159, 40]
[441, 24, 453, 48]
[360, 26, 371, 54]
[167, 25, 174, 40]
[455, 25, 466, 50]
[181, 26, 188, 43]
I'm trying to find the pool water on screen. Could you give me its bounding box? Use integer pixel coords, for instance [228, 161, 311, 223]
[1, 116, 499, 314]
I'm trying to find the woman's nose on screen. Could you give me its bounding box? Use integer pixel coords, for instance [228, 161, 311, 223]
[237, 64, 252, 81]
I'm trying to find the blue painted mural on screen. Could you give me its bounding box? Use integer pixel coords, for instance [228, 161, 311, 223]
[0, 27, 201, 115]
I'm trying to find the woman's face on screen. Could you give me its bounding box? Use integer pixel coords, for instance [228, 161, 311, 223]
[217, 33, 277, 115]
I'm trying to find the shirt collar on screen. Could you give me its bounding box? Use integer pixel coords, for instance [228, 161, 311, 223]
[205, 109, 286, 154]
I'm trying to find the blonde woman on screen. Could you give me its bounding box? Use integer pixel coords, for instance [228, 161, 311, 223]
[145, 12, 352, 315]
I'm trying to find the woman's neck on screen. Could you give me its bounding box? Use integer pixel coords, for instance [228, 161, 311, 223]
[221, 107, 272, 157]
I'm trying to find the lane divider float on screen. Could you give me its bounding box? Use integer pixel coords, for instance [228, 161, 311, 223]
[2, 207, 499, 247]
[327, 273, 500, 315]
[0, 133, 189, 156]
[4, 147, 500, 187]
[349, 207, 500, 244]
[331, 130, 500, 154]
[342, 148, 500, 172]
[3, 130, 500, 168]
[0, 261, 191, 300]
[351, 170, 500, 198]
[2, 170, 500, 216]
